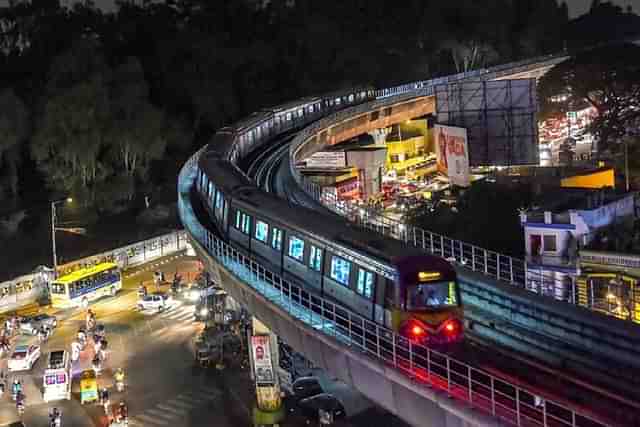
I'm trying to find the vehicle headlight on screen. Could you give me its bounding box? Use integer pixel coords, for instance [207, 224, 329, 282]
[200, 308, 209, 316]
[189, 291, 200, 301]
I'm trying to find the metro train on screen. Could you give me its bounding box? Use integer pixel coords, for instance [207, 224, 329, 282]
[195, 152, 464, 347]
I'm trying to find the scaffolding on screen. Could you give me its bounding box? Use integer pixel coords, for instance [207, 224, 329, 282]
[435, 79, 539, 166]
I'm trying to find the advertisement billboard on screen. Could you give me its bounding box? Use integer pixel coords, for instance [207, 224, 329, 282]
[434, 124, 470, 187]
[306, 151, 347, 169]
[251, 335, 275, 386]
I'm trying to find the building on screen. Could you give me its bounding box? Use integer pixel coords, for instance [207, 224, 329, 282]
[577, 249, 640, 323]
[520, 189, 636, 301]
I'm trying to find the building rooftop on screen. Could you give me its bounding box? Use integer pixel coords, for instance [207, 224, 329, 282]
[530, 187, 630, 213]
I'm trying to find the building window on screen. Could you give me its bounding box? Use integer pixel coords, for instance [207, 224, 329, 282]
[309, 246, 322, 271]
[288, 236, 304, 261]
[330, 256, 351, 286]
[272, 227, 283, 251]
[356, 269, 374, 299]
[543, 235, 557, 252]
[235, 211, 251, 235]
[255, 220, 269, 243]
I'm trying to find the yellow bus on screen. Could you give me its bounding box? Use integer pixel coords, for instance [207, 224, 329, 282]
[50, 262, 122, 308]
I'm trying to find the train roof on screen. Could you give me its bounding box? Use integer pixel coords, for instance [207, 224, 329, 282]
[234, 111, 272, 132]
[198, 151, 253, 194]
[229, 185, 427, 269]
[263, 97, 323, 114]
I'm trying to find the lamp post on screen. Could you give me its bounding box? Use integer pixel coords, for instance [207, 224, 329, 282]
[51, 197, 72, 277]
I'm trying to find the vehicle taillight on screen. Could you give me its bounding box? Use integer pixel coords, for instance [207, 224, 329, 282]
[402, 319, 428, 343]
[411, 324, 425, 337]
[441, 318, 462, 338]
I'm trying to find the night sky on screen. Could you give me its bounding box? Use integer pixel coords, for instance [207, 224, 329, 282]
[0, 0, 638, 17]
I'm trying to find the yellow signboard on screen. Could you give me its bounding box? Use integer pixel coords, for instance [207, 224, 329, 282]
[418, 271, 441, 282]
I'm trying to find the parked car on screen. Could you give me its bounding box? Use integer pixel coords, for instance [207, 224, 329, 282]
[137, 292, 172, 312]
[19, 314, 57, 335]
[8, 344, 41, 372]
[292, 377, 324, 401]
[296, 393, 345, 422]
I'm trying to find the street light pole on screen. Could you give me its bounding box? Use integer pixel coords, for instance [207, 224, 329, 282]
[51, 201, 57, 276]
[51, 197, 72, 278]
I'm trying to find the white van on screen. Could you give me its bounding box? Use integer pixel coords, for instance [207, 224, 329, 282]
[43, 350, 71, 402]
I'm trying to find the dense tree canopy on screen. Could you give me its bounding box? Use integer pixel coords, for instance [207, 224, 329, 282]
[406, 182, 532, 257]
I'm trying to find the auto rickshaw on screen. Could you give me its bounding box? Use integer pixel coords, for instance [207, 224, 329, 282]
[80, 369, 98, 404]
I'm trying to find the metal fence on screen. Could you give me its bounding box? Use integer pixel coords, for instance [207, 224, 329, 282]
[56, 230, 189, 276]
[178, 150, 608, 427]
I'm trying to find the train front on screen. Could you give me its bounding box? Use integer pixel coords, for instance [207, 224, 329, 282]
[393, 256, 464, 348]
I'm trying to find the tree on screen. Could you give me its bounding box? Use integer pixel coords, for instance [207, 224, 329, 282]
[440, 39, 499, 73]
[538, 43, 640, 153]
[407, 182, 531, 257]
[0, 88, 29, 197]
[31, 75, 112, 195]
[109, 57, 168, 183]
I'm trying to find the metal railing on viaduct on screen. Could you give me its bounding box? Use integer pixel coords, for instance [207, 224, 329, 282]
[178, 53, 619, 427]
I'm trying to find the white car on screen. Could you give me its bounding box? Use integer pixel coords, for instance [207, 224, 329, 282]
[137, 292, 172, 312]
[8, 344, 41, 372]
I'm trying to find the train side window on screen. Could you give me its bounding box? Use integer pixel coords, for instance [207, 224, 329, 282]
[235, 211, 242, 229]
[288, 236, 305, 262]
[235, 210, 251, 235]
[255, 220, 269, 243]
[309, 246, 322, 271]
[215, 192, 223, 210]
[370, 111, 379, 121]
[356, 269, 374, 299]
[330, 256, 350, 287]
[383, 107, 392, 117]
[271, 228, 283, 251]
[208, 181, 214, 197]
[242, 213, 251, 235]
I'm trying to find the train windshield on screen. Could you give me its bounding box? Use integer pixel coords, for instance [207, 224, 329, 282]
[406, 282, 458, 310]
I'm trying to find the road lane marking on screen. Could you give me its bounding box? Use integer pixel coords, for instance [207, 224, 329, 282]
[136, 414, 168, 425]
[156, 403, 187, 415]
[146, 408, 179, 420]
[168, 398, 194, 409]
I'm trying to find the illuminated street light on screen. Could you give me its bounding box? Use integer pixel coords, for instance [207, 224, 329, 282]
[51, 197, 73, 277]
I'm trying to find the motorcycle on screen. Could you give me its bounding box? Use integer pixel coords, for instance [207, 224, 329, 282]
[50, 413, 62, 427]
[92, 359, 102, 376]
[16, 394, 25, 416]
[39, 329, 50, 343]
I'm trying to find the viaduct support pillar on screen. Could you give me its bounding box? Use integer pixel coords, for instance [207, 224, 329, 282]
[250, 317, 285, 427]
